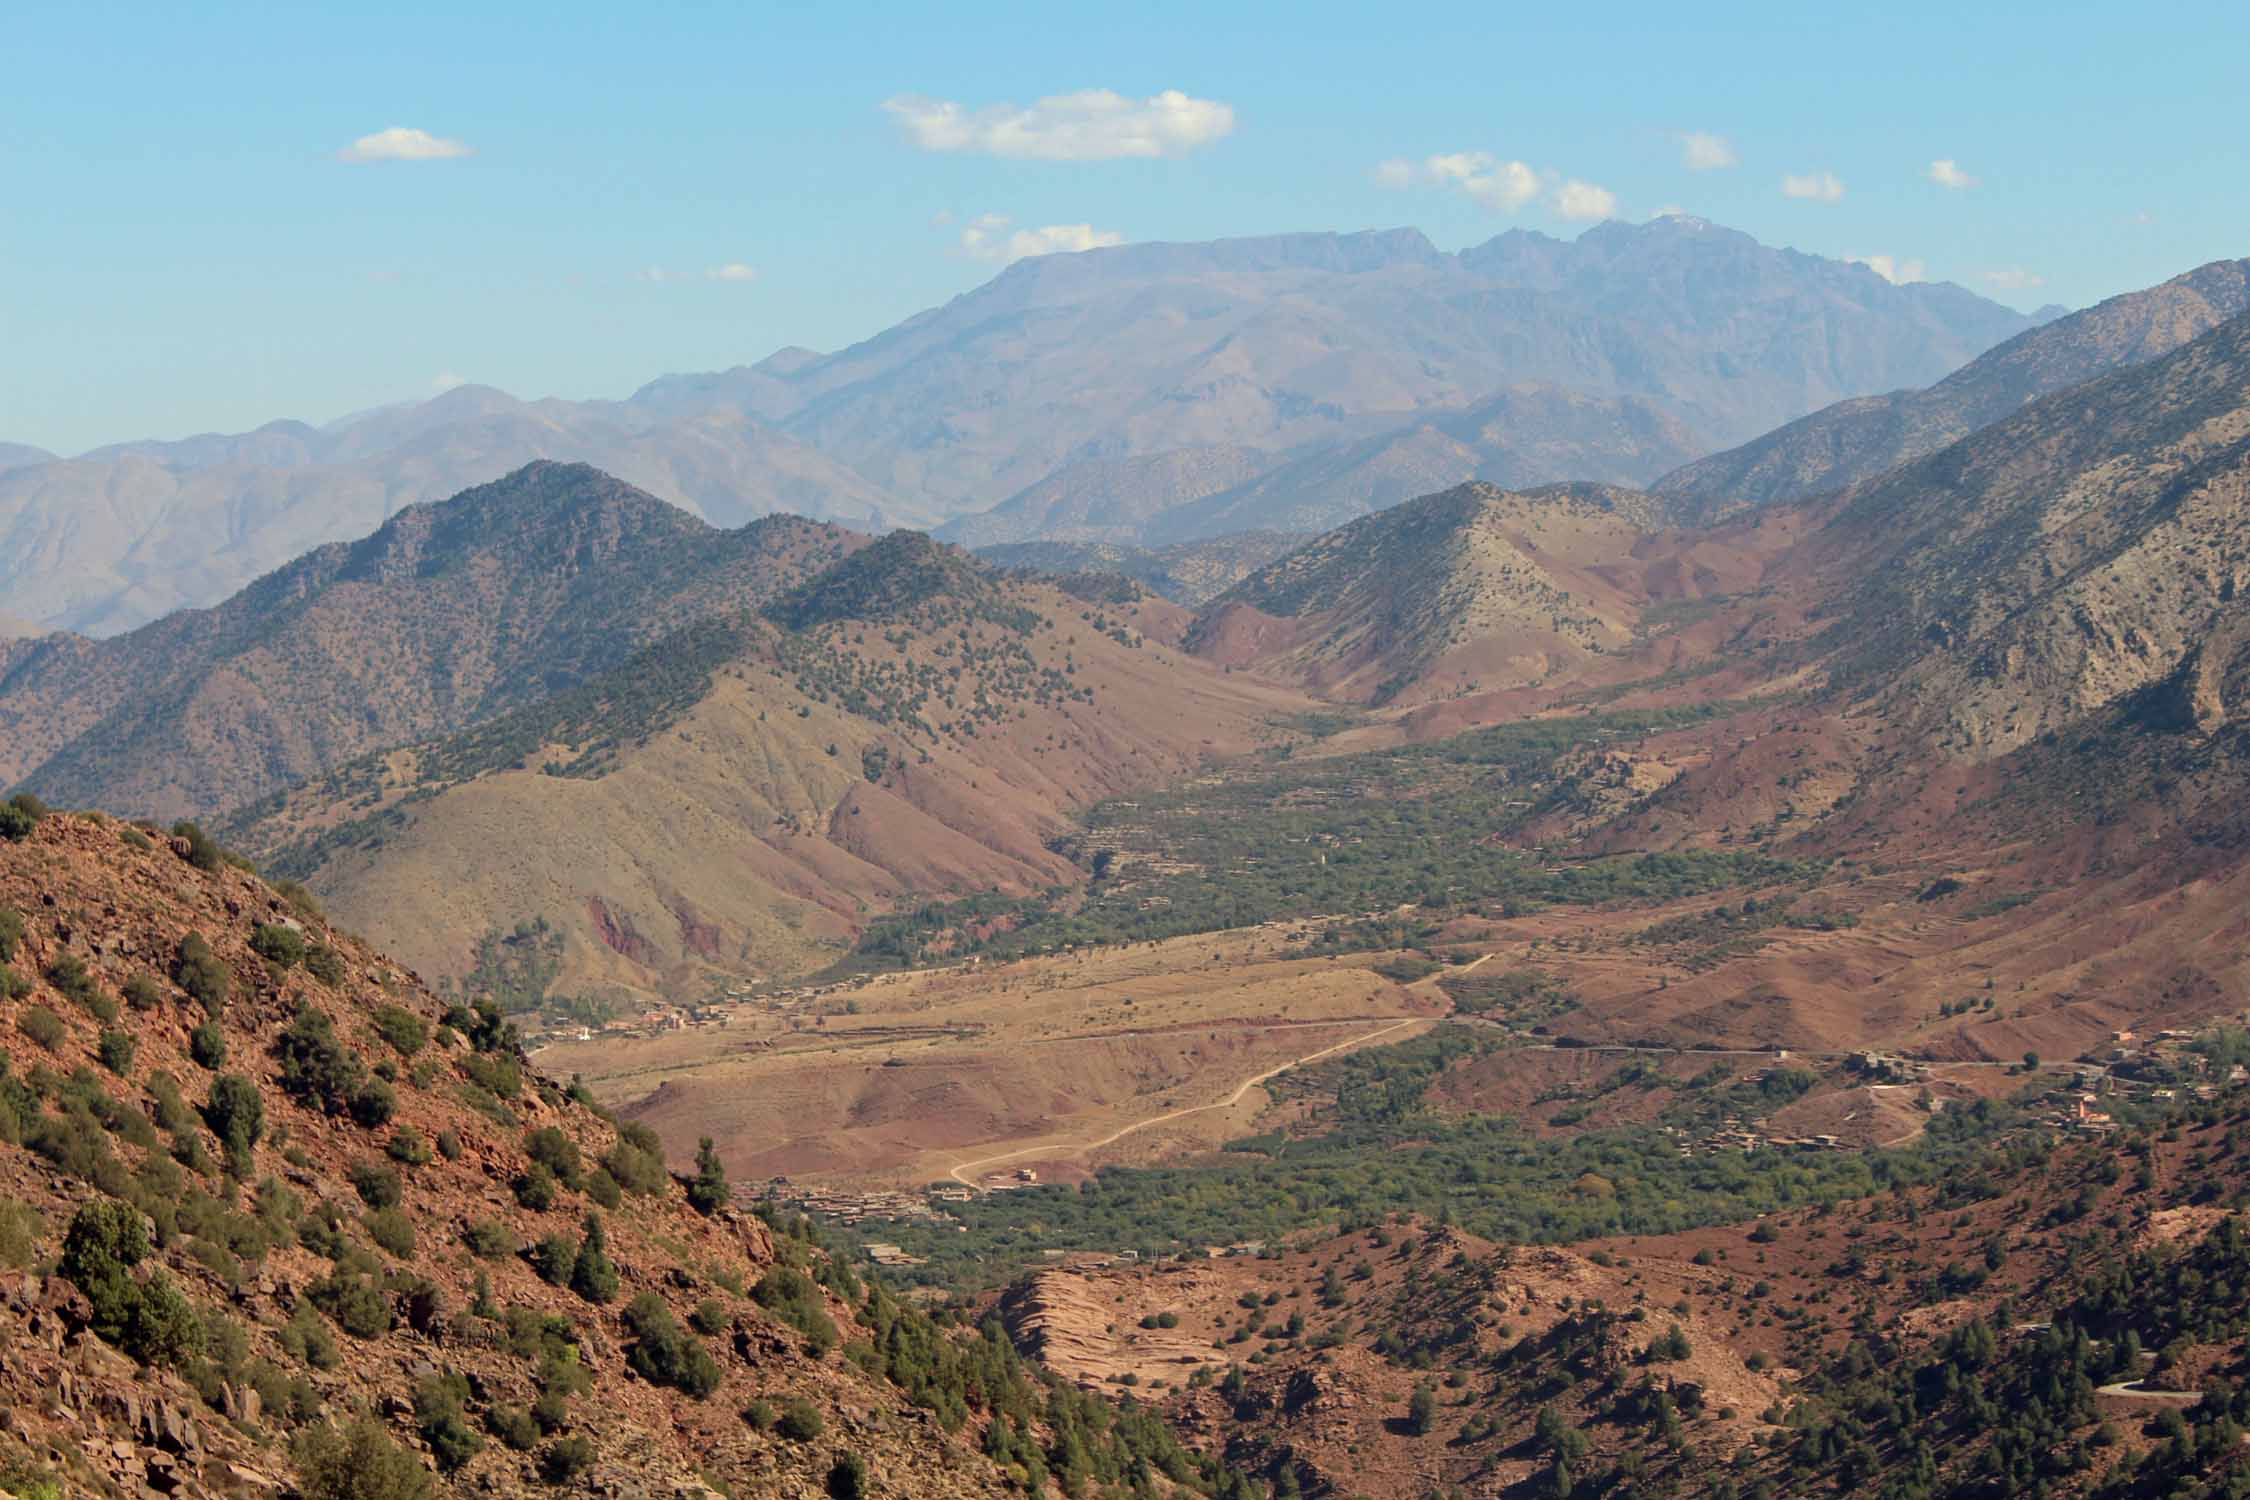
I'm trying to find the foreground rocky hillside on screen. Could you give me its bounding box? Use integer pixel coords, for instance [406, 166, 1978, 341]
[0, 805, 1264, 1499]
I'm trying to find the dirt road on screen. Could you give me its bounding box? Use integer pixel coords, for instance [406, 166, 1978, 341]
[947, 1015, 1426, 1189]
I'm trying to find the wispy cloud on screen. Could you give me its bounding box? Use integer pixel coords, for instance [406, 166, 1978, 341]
[1677, 131, 1738, 171]
[1555, 180, 1619, 221]
[883, 89, 1234, 160]
[959, 214, 1125, 262]
[1849, 254, 1928, 285]
[1780, 170, 1845, 202]
[1927, 158, 1979, 190]
[635, 262, 760, 284]
[1375, 152, 1616, 220]
[337, 127, 472, 163]
[1981, 266, 2046, 291]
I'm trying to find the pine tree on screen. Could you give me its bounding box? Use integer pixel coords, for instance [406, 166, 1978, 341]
[687, 1136, 729, 1217]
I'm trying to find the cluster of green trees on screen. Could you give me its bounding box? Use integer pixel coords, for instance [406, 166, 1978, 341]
[848, 1040, 2019, 1288]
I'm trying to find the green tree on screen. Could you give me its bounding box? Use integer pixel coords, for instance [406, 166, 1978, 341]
[569, 1214, 620, 1305]
[687, 1136, 730, 1216]
[203, 1074, 266, 1177]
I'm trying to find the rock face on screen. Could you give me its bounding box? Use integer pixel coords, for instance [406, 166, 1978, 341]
[1654, 256, 2250, 520]
[1813, 306, 2250, 761]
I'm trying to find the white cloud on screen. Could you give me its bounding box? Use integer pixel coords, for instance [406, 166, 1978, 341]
[1781, 170, 1846, 202]
[1849, 254, 1928, 285]
[337, 127, 472, 163]
[635, 267, 675, 283]
[1981, 266, 2046, 291]
[1678, 131, 1737, 171]
[431, 372, 467, 393]
[1555, 179, 1619, 221]
[883, 89, 1234, 160]
[1376, 152, 1612, 219]
[1927, 158, 1979, 190]
[959, 214, 1125, 262]
[706, 263, 757, 282]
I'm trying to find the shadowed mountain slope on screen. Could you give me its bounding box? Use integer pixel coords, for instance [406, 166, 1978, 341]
[1654, 256, 2250, 520]
[0, 463, 862, 821]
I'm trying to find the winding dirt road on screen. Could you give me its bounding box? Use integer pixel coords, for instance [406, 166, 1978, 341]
[947, 1015, 1425, 1189]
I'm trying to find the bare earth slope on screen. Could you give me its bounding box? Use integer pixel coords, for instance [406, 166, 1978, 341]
[0, 462, 862, 821]
[221, 535, 1316, 1001]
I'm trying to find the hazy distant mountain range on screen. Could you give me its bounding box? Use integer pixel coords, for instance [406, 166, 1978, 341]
[0, 217, 2050, 636]
[1654, 255, 2250, 519]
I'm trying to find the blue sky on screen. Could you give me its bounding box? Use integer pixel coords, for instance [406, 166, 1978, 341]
[5, 0, 2242, 454]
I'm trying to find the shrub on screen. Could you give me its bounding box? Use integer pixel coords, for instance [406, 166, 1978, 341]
[123, 973, 164, 1011]
[529, 1234, 577, 1286]
[250, 924, 306, 970]
[462, 1218, 518, 1259]
[568, 1214, 620, 1305]
[690, 1299, 729, 1335]
[124, 1270, 203, 1367]
[436, 1128, 462, 1161]
[687, 1136, 729, 1216]
[386, 1125, 432, 1166]
[171, 821, 223, 872]
[514, 1163, 559, 1211]
[304, 945, 347, 988]
[524, 1126, 583, 1187]
[827, 1454, 870, 1500]
[349, 1079, 396, 1128]
[204, 1074, 266, 1176]
[622, 1292, 721, 1398]
[276, 1004, 366, 1116]
[604, 1136, 669, 1198]
[414, 1376, 483, 1474]
[776, 1398, 825, 1441]
[280, 1301, 341, 1369]
[585, 1168, 623, 1209]
[174, 935, 230, 1016]
[97, 1030, 138, 1076]
[366, 1208, 416, 1258]
[47, 954, 111, 1018]
[538, 1436, 594, 1485]
[350, 1161, 402, 1209]
[486, 1404, 540, 1451]
[371, 1004, 427, 1057]
[0, 798, 40, 841]
[308, 1271, 392, 1338]
[19, 1006, 66, 1050]
[188, 1020, 227, 1069]
[0, 963, 27, 1001]
[294, 1417, 436, 1500]
[0, 1198, 46, 1269]
[743, 1399, 777, 1432]
[0, 907, 22, 961]
[58, 1200, 198, 1364]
